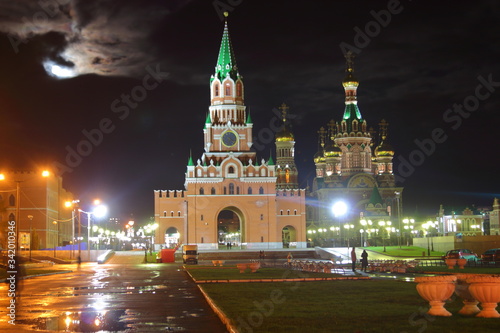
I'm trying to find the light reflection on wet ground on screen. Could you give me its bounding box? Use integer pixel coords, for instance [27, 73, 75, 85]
[366, 272, 437, 282]
[0, 262, 228, 332]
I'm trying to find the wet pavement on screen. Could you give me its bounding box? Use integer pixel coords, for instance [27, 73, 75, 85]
[0, 261, 228, 332]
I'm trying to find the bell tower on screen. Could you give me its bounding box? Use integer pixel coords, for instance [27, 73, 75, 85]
[275, 103, 298, 189]
[334, 51, 372, 175]
[204, 13, 253, 153]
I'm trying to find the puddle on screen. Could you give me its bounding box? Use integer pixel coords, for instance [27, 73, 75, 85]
[19, 309, 127, 332]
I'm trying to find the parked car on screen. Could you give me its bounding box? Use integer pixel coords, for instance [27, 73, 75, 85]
[442, 249, 479, 262]
[481, 248, 500, 264]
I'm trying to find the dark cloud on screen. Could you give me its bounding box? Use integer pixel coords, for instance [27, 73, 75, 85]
[0, 0, 192, 77]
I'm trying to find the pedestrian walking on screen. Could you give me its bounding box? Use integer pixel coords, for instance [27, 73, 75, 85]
[287, 252, 293, 263]
[361, 249, 369, 272]
[351, 247, 357, 272]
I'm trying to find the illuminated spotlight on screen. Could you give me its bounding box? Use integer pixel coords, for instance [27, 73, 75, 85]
[43, 60, 77, 79]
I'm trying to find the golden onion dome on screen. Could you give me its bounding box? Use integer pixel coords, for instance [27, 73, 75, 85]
[342, 72, 359, 88]
[276, 125, 294, 142]
[324, 143, 342, 157]
[375, 140, 394, 157]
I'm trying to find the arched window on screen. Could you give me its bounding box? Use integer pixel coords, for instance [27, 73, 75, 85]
[280, 210, 283, 215]
[225, 83, 231, 96]
[215, 83, 219, 96]
[287, 210, 290, 215]
[294, 209, 297, 215]
[171, 211, 174, 217]
[260, 214, 264, 220]
[228, 166, 234, 173]
[200, 187, 204, 195]
[224, 187, 227, 195]
[259, 187, 264, 194]
[229, 183, 235, 195]
[163, 211, 167, 217]
[211, 187, 216, 195]
[248, 187, 252, 194]
[9, 195, 15, 206]
[9, 213, 15, 221]
[178, 211, 181, 217]
[236, 82, 242, 96]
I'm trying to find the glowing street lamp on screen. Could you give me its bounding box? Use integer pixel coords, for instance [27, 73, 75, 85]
[332, 201, 348, 217]
[82, 202, 108, 259]
[332, 201, 348, 247]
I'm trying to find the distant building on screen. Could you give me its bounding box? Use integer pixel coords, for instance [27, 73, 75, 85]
[490, 198, 500, 235]
[437, 204, 491, 236]
[0, 170, 74, 250]
[154, 18, 306, 250]
[307, 52, 403, 247]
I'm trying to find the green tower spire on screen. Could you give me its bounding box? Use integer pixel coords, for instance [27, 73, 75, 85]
[246, 110, 252, 124]
[187, 150, 194, 166]
[213, 14, 239, 82]
[268, 150, 275, 166]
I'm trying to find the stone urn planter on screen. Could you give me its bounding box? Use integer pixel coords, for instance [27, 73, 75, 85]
[454, 274, 480, 316]
[445, 259, 457, 269]
[466, 276, 500, 318]
[457, 258, 468, 269]
[415, 275, 457, 316]
[248, 262, 260, 273]
[236, 263, 248, 273]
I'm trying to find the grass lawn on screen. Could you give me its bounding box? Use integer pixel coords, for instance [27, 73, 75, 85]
[201, 278, 500, 333]
[366, 246, 444, 257]
[187, 267, 342, 280]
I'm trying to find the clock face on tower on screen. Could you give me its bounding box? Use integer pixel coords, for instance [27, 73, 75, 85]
[222, 131, 237, 147]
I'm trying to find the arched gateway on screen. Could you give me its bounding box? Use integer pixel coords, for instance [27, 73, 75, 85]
[217, 207, 244, 249]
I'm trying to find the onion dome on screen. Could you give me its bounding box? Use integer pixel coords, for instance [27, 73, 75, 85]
[375, 119, 394, 156]
[276, 103, 294, 142]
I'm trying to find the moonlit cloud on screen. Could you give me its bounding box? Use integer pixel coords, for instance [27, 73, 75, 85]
[0, 0, 192, 78]
[43, 59, 76, 78]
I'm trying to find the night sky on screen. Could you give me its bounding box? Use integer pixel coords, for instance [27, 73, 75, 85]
[0, 0, 499, 224]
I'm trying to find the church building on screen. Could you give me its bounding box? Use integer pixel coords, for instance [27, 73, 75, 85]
[307, 52, 404, 247]
[154, 18, 306, 250]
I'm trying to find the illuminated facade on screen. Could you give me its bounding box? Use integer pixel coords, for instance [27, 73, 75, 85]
[0, 170, 74, 250]
[307, 52, 404, 246]
[154, 19, 306, 250]
[490, 198, 500, 235]
[437, 205, 488, 236]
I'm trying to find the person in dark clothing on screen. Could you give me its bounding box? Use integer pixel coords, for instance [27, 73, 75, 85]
[351, 247, 357, 272]
[361, 250, 369, 272]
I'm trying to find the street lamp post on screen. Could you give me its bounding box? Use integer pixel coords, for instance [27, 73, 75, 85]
[52, 221, 58, 258]
[81, 202, 107, 261]
[394, 191, 402, 248]
[344, 224, 354, 248]
[28, 215, 33, 261]
[378, 221, 386, 252]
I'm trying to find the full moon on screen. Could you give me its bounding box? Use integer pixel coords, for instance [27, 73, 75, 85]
[43, 60, 76, 79]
